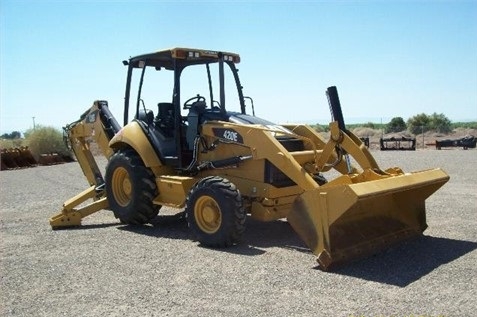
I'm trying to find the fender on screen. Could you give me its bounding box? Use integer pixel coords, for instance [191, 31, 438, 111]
[109, 121, 162, 168]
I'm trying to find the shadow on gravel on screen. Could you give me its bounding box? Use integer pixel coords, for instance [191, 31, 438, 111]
[56, 223, 120, 230]
[209, 219, 310, 256]
[186, 219, 310, 256]
[117, 214, 191, 240]
[329, 235, 477, 287]
[110, 215, 477, 287]
[116, 215, 308, 257]
[241, 219, 309, 252]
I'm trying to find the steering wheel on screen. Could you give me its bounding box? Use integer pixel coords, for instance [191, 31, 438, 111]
[183, 95, 206, 109]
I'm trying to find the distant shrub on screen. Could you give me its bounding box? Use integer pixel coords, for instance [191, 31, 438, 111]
[407, 113, 452, 134]
[24, 126, 70, 159]
[347, 123, 386, 131]
[407, 113, 431, 134]
[352, 127, 381, 137]
[1, 131, 22, 139]
[0, 138, 24, 149]
[428, 113, 452, 133]
[385, 117, 407, 133]
[451, 122, 477, 129]
[362, 122, 375, 129]
[313, 124, 328, 132]
[0, 130, 23, 149]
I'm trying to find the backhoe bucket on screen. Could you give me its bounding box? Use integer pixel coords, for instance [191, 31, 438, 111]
[287, 168, 449, 270]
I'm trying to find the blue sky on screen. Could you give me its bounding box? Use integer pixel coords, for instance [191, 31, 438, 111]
[1, 0, 476, 134]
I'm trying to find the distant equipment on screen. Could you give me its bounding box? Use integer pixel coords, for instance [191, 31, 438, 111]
[435, 135, 476, 150]
[0, 146, 74, 171]
[380, 136, 416, 151]
[359, 137, 370, 148]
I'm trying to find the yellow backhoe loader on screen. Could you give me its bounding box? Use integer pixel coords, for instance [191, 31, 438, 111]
[50, 48, 449, 270]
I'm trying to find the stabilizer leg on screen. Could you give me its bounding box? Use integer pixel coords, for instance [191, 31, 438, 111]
[50, 186, 109, 229]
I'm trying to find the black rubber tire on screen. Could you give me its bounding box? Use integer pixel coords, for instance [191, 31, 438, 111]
[185, 176, 245, 248]
[105, 150, 160, 224]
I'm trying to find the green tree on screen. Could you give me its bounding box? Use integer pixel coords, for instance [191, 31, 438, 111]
[24, 125, 70, 158]
[407, 113, 452, 134]
[451, 121, 477, 129]
[428, 112, 452, 133]
[1, 131, 22, 139]
[407, 113, 430, 134]
[313, 124, 328, 132]
[385, 117, 407, 133]
[362, 122, 375, 129]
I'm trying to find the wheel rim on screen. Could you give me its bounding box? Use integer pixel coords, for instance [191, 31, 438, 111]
[194, 195, 222, 234]
[111, 167, 132, 207]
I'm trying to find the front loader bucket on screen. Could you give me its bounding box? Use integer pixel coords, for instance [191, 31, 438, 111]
[287, 168, 449, 270]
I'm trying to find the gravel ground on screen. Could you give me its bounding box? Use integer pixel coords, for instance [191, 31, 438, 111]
[1, 149, 476, 317]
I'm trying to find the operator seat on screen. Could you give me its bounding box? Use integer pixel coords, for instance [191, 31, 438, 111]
[186, 101, 207, 150]
[137, 109, 154, 125]
[155, 102, 175, 137]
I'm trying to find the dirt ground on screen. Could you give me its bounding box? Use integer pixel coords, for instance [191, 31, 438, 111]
[1, 149, 476, 317]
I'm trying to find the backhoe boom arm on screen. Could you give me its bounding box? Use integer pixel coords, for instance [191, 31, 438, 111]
[50, 100, 119, 228]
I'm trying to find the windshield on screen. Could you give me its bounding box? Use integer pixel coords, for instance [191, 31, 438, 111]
[178, 62, 242, 117]
[126, 60, 245, 122]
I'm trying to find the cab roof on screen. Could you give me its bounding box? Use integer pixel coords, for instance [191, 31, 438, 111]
[127, 47, 240, 69]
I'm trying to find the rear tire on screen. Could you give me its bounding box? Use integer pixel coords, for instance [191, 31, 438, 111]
[106, 150, 160, 224]
[185, 176, 245, 247]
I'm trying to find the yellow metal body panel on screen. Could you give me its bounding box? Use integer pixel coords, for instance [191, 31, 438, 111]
[154, 176, 197, 208]
[250, 195, 297, 221]
[109, 121, 162, 168]
[200, 122, 317, 190]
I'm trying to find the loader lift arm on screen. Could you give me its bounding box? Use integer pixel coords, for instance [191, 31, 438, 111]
[50, 101, 120, 228]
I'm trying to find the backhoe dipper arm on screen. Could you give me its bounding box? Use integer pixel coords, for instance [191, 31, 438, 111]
[50, 100, 120, 228]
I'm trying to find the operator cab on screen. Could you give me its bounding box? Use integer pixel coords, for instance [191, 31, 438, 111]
[123, 48, 253, 168]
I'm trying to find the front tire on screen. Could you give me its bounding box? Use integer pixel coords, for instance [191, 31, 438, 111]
[185, 176, 245, 247]
[106, 150, 159, 224]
